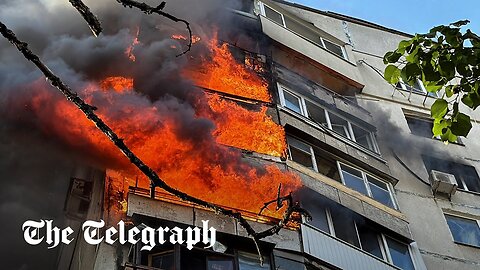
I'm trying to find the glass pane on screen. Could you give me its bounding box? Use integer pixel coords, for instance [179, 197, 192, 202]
[386, 238, 415, 270]
[330, 210, 360, 247]
[351, 124, 376, 152]
[341, 165, 368, 195]
[357, 225, 384, 259]
[305, 100, 328, 126]
[445, 215, 480, 247]
[274, 256, 304, 270]
[367, 176, 394, 208]
[308, 206, 330, 233]
[328, 113, 350, 138]
[288, 137, 314, 170]
[238, 252, 271, 270]
[283, 90, 302, 114]
[323, 39, 345, 58]
[405, 116, 434, 138]
[315, 153, 341, 182]
[284, 16, 322, 46]
[151, 252, 175, 270]
[264, 5, 283, 25]
[207, 256, 235, 270]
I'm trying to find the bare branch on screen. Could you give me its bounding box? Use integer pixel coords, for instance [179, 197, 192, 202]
[0, 21, 308, 258]
[68, 0, 103, 36]
[115, 0, 192, 56]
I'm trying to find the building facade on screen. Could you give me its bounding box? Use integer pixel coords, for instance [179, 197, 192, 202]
[56, 1, 480, 269]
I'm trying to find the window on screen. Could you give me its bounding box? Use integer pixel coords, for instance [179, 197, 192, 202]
[339, 163, 396, 208]
[396, 78, 437, 97]
[238, 251, 271, 270]
[303, 201, 415, 269]
[445, 214, 480, 247]
[405, 115, 434, 138]
[287, 136, 341, 182]
[423, 156, 480, 193]
[279, 85, 379, 154]
[384, 237, 416, 270]
[149, 251, 174, 270]
[260, 2, 347, 59]
[64, 177, 93, 220]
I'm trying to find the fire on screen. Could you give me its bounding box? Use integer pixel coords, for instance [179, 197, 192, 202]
[205, 95, 286, 157]
[171, 34, 201, 44]
[100, 77, 134, 92]
[183, 34, 271, 103]
[125, 27, 140, 62]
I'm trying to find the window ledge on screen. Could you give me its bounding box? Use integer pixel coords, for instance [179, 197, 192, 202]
[287, 160, 406, 221]
[453, 241, 480, 249]
[279, 107, 386, 163]
[456, 189, 480, 197]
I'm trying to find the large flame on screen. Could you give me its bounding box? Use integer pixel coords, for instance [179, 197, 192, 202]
[184, 33, 271, 103]
[20, 33, 299, 218]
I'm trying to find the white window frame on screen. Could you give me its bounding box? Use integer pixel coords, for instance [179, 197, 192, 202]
[278, 84, 380, 154]
[381, 235, 418, 270]
[259, 2, 348, 60]
[287, 136, 318, 172]
[338, 162, 398, 209]
[444, 213, 480, 247]
[305, 207, 415, 268]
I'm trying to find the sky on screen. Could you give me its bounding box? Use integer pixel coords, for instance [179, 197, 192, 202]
[293, 0, 479, 35]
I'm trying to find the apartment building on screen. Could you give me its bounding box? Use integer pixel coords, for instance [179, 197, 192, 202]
[21, 1, 479, 269]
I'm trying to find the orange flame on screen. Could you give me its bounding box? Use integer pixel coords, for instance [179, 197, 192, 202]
[171, 34, 201, 44]
[184, 34, 271, 103]
[125, 27, 140, 62]
[100, 77, 134, 92]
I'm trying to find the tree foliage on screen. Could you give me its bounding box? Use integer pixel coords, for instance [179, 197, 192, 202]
[384, 20, 480, 142]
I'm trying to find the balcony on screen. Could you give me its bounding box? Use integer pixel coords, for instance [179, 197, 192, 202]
[260, 16, 364, 87]
[302, 224, 399, 270]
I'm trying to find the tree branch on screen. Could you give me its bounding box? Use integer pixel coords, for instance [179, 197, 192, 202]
[0, 21, 308, 260]
[68, 0, 103, 37]
[115, 0, 192, 56]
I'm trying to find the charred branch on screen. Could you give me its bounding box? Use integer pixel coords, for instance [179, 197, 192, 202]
[115, 0, 192, 56]
[68, 0, 103, 37]
[0, 21, 309, 263]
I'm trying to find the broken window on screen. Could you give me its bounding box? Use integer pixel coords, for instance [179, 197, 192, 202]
[385, 237, 415, 270]
[64, 177, 93, 220]
[339, 163, 397, 208]
[423, 156, 480, 193]
[279, 85, 379, 154]
[445, 214, 480, 247]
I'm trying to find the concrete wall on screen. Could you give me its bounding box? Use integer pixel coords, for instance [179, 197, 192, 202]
[268, 2, 480, 269]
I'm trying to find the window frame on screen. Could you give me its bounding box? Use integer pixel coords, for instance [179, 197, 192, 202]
[444, 213, 480, 248]
[338, 162, 398, 209]
[259, 2, 348, 60]
[278, 84, 380, 154]
[287, 136, 318, 172]
[381, 235, 417, 270]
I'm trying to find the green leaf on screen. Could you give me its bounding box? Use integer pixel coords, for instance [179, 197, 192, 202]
[406, 47, 420, 63]
[431, 99, 449, 118]
[384, 51, 402, 64]
[451, 113, 472, 136]
[384, 65, 401, 84]
[445, 85, 454, 98]
[397, 39, 414, 54]
[462, 92, 480, 109]
[433, 119, 449, 137]
[440, 128, 458, 143]
[404, 63, 421, 82]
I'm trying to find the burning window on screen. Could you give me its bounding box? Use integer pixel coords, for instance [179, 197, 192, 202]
[445, 214, 480, 247]
[423, 155, 480, 193]
[279, 84, 380, 154]
[339, 163, 397, 209]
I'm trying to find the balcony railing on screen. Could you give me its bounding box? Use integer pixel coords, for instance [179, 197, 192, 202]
[301, 224, 399, 270]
